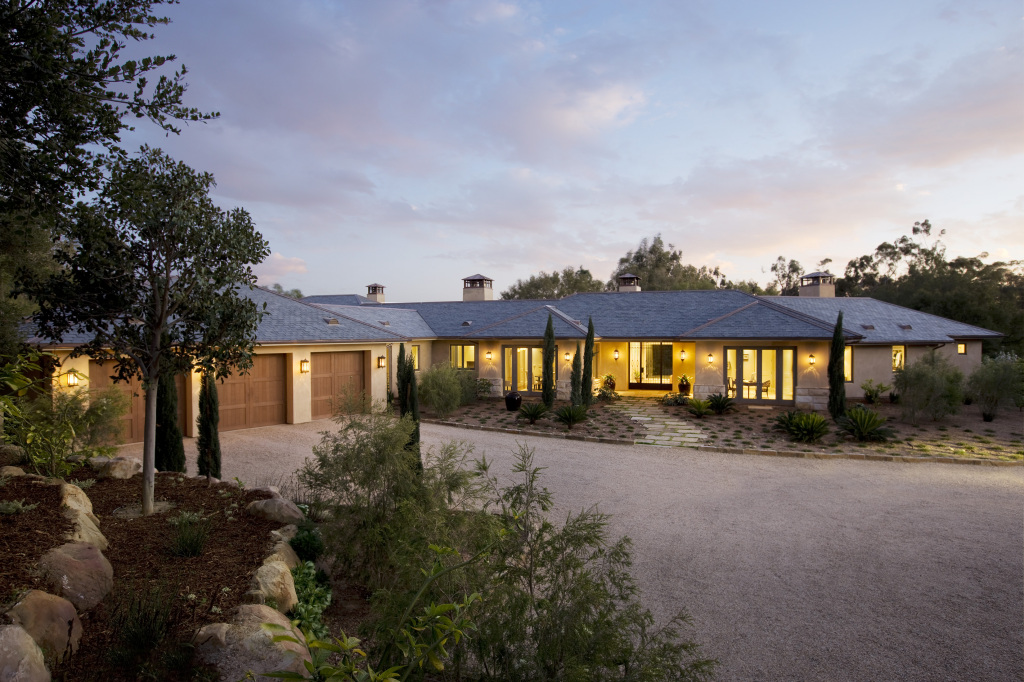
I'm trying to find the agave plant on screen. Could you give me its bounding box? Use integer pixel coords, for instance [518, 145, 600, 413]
[707, 393, 735, 415]
[517, 402, 548, 425]
[553, 404, 588, 430]
[687, 399, 712, 418]
[774, 410, 829, 443]
[836, 405, 894, 441]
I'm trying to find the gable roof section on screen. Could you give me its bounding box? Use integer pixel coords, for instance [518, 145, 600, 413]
[682, 300, 861, 340]
[461, 304, 587, 339]
[381, 299, 555, 338]
[760, 297, 1003, 344]
[302, 294, 371, 306]
[312, 304, 435, 339]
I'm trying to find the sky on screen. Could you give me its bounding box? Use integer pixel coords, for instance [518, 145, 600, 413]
[122, 0, 1024, 301]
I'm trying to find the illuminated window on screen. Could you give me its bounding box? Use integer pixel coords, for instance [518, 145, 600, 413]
[892, 346, 905, 372]
[844, 346, 853, 382]
[450, 344, 476, 369]
[411, 345, 420, 370]
[956, 343, 966, 355]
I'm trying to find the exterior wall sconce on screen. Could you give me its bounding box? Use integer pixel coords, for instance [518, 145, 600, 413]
[564, 351, 571, 362]
[707, 352, 714, 364]
[67, 372, 79, 387]
[613, 349, 620, 360]
[299, 359, 310, 373]
[808, 354, 816, 366]
[377, 355, 386, 369]
[485, 351, 492, 361]
[679, 350, 687, 361]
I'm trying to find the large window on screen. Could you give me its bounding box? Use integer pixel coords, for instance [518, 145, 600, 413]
[411, 345, 420, 370]
[451, 344, 476, 369]
[503, 346, 556, 394]
[892, 346, 905, 372]
[628, 342, 674, 387]
[725, 346, 795, 404]
[844, 346, 853, 382]
[957, 343, 966, 355]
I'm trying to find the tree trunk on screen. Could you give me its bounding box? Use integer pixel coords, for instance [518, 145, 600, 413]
[142, 381, 158, 515]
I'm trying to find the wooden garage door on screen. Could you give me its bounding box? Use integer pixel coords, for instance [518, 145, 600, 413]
[88, 361, 186, 444]
[218, 354, 288, 431]
[311, 351, 365, 419]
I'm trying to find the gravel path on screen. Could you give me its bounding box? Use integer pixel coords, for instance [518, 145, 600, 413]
[123, 420, 1024, 680]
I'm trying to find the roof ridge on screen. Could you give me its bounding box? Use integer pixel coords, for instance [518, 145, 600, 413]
[678, 302, 759, 337]
[301, 300, 409, 340]
[459, 304, 585, 338]
[753, 296, 864, 339]
[544, 305, 588, 334]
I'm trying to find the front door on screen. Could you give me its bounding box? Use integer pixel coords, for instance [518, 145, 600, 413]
[628, 342, 674, 389]
[725, 347, 795, 404]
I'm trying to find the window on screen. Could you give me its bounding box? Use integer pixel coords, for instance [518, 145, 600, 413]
[450, 344, 476, 369]
[957, 343, 966, 355]
[892, 345, 905, 372]
[844, 346, 853, 382]
[411, 345, 420, 370]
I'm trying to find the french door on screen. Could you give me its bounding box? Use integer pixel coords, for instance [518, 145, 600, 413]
[503, 346, 555, 394]
[628, 342, 674, 389]
[724, 347, 795, 404]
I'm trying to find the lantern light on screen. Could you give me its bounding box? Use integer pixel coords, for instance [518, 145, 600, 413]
[679, 350, 687, 361]
[707, 353, 714, 364]
[564, 351, 571, 362]
[808, 354, 816, 366]
[613, 349, 620, 360]
[67, 372, 79, 387]
[299, 359, 310, 373]
[485, 350, 492, 361]
[377, 355, 386, 368]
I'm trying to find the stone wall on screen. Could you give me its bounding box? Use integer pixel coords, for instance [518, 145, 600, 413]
[693, 384, 726, 400]
[795, 387, 829, 411]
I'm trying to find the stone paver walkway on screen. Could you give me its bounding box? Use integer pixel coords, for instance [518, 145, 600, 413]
[607, 396, 707, 447]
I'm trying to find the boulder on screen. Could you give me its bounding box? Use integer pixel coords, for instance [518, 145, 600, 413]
[0, 624, 50, 682]
[193, 475, 220, 485]
[0, 444, 25, 467]
[63, 508, 108, 551]
[263, 541, 300, 570]
[270, 525, 298, 543]
[85, 457, 110, 472]
[195, 605, 310, 681]
[0, 466, 25, 478]
[59, 484, 96, 524]
[252, 561, 298, 614]
[251, 486, 282, 499]
[37, 543, 113, 611]
[96, 457, 141, 480]
[6, 591, 82, 663]
[246, 498, 303, 525]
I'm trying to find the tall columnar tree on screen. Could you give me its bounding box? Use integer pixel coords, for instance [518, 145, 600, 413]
[570, 342, 583, 407]
[828, 312, 847, 420]
[23, 148, 268, 513]
[542, 314, 556, 409]
[407, 357, 422, 474]
[154, 371, 185, 473]
[197, 372, 221, 480]
[397, 344, 410, 416]
[583, 317, 595, 406]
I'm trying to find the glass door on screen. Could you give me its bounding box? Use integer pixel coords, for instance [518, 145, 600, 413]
[503, 346, 554, 395]
[629, 342, 674, 389]
[726, 347, 795, 404]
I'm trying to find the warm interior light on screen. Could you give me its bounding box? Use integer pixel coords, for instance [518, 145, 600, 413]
[377, 355, 386, 368]
[564, 351, 571, 362]
[679, 350, 687, 361]
[613, 349, 620, 360]
[299, 359, 310, 373]
[707, 353, 714, 364]
[486, 350, 492, 361]
[808, 354, 816, 366]
[67, 372, 79, 387]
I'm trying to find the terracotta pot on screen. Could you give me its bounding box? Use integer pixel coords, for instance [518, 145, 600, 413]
[505, 391, 522, 411]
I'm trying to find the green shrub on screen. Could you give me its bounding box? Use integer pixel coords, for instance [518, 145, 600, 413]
[517, 402, 548, 424]
[595, 386, 619, 402]
[860, 379, 891, 405]
[167, 511, 211, 557]
[894, 351, 963, 424]
[663, 393, 689, 406]
[418, 363, 464, 418]
[966, 353, 1022, 422]
[553, 404, 588, 429]
[0, 499, 38, 515]
[836, 405, 895, 441]
[707, 393, 735, 415]
[289, 561, 332, 641]
[108, 586, 175, 671]
[290, 520, 325, 563]
[687, 398, 712, 418]
[774, 411, 829, 443]
[456, 369, 480, 406]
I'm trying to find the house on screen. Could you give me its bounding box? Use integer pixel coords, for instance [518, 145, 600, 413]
[32, 272, 1002, 443]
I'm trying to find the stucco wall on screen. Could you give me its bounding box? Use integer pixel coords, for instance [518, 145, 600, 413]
[844, 342, 983, 399]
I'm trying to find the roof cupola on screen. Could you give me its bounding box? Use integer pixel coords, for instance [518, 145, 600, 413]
[798, 272, 835, 298]
[462, 274, 493, 301]
[617, 273, 641, 292]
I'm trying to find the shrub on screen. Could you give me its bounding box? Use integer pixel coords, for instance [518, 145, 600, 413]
[168, 511, 211, 557]
[966, 353, 1022, 422]
[595, 386, 619, 402]
[418, 363, 464, 418]
[289, 561, 332, 641]
[860, 379, 891, 405]
[0, 499, 38, 515]
[827, 311, 847, 420]
[894, 351, 963, 424]
[836, 405, 895, 441]
[687, 398, 712, 418]
[197, 372, 222, 479]
[707, 393, 735, 415]
[553, 404, 588, 430]
[517, 402, 548, 424]
[456, 369, 481, 406]
[108, 586, 175, 671]
[663, 393, 689, 406]
[475, 377, 493, 400]
[155, 371, 186, 473]
[774, 411, 829, 443]
[290, 520, 325, 563]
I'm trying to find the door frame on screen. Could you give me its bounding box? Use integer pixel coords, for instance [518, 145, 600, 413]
[724, 345, 797, 406]
[502, 344, 557, 395]
[628, 341, 674, 390]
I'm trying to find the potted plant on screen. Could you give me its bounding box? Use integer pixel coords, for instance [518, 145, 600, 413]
[677, 374, 692, 396]
[601, 373, 616, 391]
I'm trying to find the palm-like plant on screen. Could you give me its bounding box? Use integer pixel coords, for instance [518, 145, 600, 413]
[517, 402, 548, 425]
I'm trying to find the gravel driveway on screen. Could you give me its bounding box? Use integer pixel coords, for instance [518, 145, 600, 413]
[124, 420, 1024, 680]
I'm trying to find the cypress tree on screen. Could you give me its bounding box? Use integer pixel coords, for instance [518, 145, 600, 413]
[397, 343, 409, 416]
[570, 341, 583, 407]
[155, 371, 186, 472]
[197, 372, 222, 480]
[827, 311, 847, 420]
[583, 317, 595, 406]
[408, 358, 422, 474]
[542, 314, 556, 408]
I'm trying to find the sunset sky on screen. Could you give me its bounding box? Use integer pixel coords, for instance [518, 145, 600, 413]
[122, 0, 1023, 301]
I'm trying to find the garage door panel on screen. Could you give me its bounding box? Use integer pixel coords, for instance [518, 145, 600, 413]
[89, 360, 144, 444]
[311, 351, 364, 420]
[218, 354, 287, 431]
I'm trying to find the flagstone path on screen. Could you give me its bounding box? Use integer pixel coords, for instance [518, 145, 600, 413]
[607, 396, 707, 447]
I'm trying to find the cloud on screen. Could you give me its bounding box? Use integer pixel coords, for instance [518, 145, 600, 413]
[255, 253, 309, 283]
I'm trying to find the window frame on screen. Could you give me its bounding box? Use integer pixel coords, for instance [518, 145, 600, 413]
[956, 343, 966, 355]
[411, 345, 420, 370]
[892, 345, 905, 372]
[843, 346, 853, 383]
[450, 343, 477, 370]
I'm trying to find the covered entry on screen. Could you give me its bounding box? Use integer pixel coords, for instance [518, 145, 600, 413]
[628, 342, 674, 390]
[218, 354, 288, 431]
[311, 351, 365, 419]
[725, 347, 795, 405]
[88, 360, 186, 444]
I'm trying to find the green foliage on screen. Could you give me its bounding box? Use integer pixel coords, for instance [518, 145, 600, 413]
[608, 234, 722, 291]
[500, 265, 605, 300]
[707, 393, 735, 415]
[517, 402, 548, 424]
[836, 406, 895, 441]
[583, 317, 596, 407]
[601, 373, 616, 390]
[570, 341, 583, 407]
[418, 363, 463, 419]
[894, 351, 963, 424]
[828, 311, 847, 420]
[966, 353, 1022, 422]
[108, 586, 175, 674]
[687, 399, 713, 418]
[553, 404, 588, 430]
[197, 373, 221, 479]
[262, 624, 402, 681]
[395, 345, 422, 472]
[290, 521, 326, 563]
[768, 256, 804, 296]
[663, 393, 690, 406]
[396, 344, 410, 417]
[456, 370, 481, 406]
[595, 387, 620, 402]
[774, 411, 830, 443]
[167, 511, 211, 557]
[542, 315, 556, 409]
[270, 283, 303, 299]
[290, 561, 332, 641]
[0, 499, 38, 515]
[155, 371, 185, 473]
[860, 379, 892, 405]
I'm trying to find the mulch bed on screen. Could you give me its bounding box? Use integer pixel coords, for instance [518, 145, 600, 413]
[0, 477, 73, 602]
[432, 397, 644, 440]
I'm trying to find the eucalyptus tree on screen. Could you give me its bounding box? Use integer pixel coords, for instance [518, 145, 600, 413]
[25, 147, 268, 514]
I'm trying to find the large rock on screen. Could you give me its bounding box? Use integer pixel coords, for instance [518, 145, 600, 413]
[6, 591, 82, 663]
[0, 624, 50, 682]
[96, 456, 141, 480]
[0, 466, 25, 478]
[263, 541, 300, 571]
[194, 605, 310, 681]
[246, 498, 304, 525]
[37, 543, 113, 611]
[270, 525, 298, 543]
[58, 484, 97, 524]
[252, 561, 298, 614]
[0, 444, 25, 467]
[62, 508, 107, 551]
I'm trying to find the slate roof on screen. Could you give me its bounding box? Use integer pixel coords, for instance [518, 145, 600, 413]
[378, 299, 559, 338]
[302, 294, 372, 306]
[682, 300, 860, 340]
[760, 296, 1003, 344]
[312, 304, 435, 339]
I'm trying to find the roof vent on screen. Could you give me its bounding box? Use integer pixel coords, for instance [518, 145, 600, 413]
[324, 318, 339, 325]
[860, 324, 875, 330]
[378, 320, 390, 326]
[461, 321, 473, 326]
[899, 324, 912, 330]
